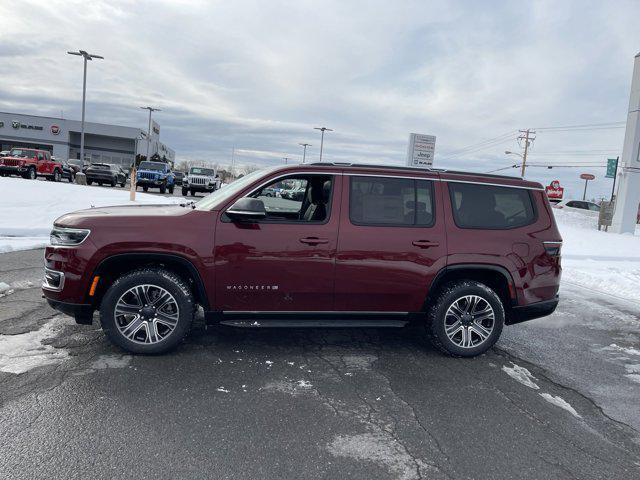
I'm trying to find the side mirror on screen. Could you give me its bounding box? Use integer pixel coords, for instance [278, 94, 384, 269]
[226, 197, 266, 222]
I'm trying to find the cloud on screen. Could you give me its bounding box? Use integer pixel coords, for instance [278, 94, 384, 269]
[0, 0, 639, 198]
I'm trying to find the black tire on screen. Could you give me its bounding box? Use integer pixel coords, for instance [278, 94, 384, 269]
[26, 167, 36, 180]
[160, 184, 166, 194]
[87, 179, 93, 185]
[53, 169, 61, 182]
[143, 186, 148, 192]
[182, 187, 188, 196]
[168, 185, 174, 194]
[99, 268, 195, 354]
[69, 173, 75, 183]
[426, 280, 504, 357]
[190, 190, 196, 196]
[120, 181, 126, 188]
[110, 178, 116, 187]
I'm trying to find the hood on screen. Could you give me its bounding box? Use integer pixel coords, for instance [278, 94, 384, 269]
[54, 203, 191, 228]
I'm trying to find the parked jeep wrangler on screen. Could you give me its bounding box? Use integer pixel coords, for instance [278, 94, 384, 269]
[43, 163, 561, 356]
[182, 166, 220, 196]
[135, 161, 175, 193]
[0, 148, 63, 181]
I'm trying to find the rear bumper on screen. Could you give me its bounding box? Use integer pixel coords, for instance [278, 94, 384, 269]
[87, 173, 116, 182]
[507, 296, 559, 325]
[46, 298, 94, 325]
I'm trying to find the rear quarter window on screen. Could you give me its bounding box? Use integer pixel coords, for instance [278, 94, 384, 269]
[448, 182, 536, 229]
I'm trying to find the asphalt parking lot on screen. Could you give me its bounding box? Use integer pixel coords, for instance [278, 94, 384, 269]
[1, 249, 640, 479]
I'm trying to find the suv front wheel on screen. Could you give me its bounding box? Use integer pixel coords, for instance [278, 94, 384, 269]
[426, 280, 504, 357]
[99, 268, 195, 354]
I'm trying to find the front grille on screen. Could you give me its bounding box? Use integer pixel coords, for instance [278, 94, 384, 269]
[190, 177, 207, 185]
[2, 159, 20, 167]
[139, 172, 158, 180]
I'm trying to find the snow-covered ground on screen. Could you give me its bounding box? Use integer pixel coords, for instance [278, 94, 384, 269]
[0, 177, 183, 253]
[555, 209, 640, 303]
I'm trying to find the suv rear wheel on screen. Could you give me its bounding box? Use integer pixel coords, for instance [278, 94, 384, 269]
[99, 268, 195, 354]
[426, 280, 504, 357]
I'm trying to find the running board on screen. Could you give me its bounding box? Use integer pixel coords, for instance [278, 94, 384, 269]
[209, 311, 417, 328]
[219, 319, 409, 328]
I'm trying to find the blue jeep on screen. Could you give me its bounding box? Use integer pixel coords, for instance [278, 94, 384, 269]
[136, 161, 175, 194]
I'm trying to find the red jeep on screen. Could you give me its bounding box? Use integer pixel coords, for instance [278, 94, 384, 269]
[42, 163, 562, 357]
[0, 148, 63, 181]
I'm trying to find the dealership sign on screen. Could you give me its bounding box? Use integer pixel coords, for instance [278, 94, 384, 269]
[406, 133, 436, 168]
[545, 180, 564, 200]
[50, 125, 60, 135]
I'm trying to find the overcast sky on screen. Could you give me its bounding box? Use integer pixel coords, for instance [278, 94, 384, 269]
[1, 0, 639, 199]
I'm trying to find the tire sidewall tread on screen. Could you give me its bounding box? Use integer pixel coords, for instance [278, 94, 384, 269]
[100, 268, 195, 354]
[427, 280, 504, 357]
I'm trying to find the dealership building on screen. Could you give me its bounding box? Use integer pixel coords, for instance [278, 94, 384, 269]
[0, 111, 175, 166]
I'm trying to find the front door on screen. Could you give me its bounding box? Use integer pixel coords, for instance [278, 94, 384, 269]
[334, 173, 447, 312]
[214, 173, 341, 312]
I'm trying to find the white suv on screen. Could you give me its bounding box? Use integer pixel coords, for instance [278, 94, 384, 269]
[182, 167, 220, 196]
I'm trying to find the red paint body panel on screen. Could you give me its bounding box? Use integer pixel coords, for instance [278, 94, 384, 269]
[42, 164, 562, 321]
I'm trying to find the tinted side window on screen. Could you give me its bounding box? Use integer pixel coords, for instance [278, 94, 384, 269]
[349, 176, 434, 226]
[448, 182, 536, 229]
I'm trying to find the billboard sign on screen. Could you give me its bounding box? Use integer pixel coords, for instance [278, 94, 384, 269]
[406, 133, 436, 168]
[545, 180, 564, 201]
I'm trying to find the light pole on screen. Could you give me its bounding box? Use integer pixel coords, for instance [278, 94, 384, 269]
[67, 50, 103, 164]
[299, 143, 311, 163]
[140, 106, 161, 161]
[505, 150, 523, 174]
[283, 157, 289, 165]
[314, 127, 333, 162]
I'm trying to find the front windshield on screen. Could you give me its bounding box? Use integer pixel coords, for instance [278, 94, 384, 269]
[195, 166, 279, 211]
[190, 167, 215, 176]
[10, 149, 31, 158]
[139, 161, 166, 171]
[68, 159, 83, 166]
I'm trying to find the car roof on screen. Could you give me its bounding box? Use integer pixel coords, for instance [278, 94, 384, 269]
[267, 163, 544, 190]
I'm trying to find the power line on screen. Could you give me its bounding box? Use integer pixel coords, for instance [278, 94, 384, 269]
[534, 121, 625, 130]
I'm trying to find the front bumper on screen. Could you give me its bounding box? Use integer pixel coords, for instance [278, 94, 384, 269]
[0, 165, 27, 174]
[46, 298, 94, 325]
[136, 178, 164, 186]
[185, 183, 215, 192]
[507, 296, 559, 325]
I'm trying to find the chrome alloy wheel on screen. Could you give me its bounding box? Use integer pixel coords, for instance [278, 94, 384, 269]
[114, 284, 180, 344]
[444, 295, 495, 349]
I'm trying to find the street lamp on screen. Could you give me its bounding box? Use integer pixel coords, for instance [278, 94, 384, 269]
[140, 106, 161, 161]
[504, 150, 523, 159]
[67, 50, 103, 164]
[314, 127, 333, 162]
[299, 143, 311, 163]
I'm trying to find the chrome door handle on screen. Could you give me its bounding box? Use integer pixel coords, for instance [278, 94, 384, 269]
[300, 237, 329, 245]
[412, 240, 440, 248]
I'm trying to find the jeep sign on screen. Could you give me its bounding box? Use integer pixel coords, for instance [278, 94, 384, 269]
[406, 133, 436, 168]
[51, 125, 60, 135]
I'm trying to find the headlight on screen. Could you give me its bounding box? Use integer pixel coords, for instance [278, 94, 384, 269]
[50, 227, 90, 246]
[183, 177, 189, 184]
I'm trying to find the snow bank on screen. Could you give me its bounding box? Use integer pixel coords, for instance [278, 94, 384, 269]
[0, 177, 183, 253]
[554, 209, 640, 302]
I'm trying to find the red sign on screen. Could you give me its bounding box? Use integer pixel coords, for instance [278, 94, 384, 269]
[545, 180, 564, 200]
[50, 125, 60, 135]
[580, 173, 595, 181]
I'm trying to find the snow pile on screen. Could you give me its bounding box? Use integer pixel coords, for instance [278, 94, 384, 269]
[554, 209, 640, 302]
[0, 177, 183, 253]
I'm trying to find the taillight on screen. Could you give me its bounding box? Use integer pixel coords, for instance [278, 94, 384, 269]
[543, 241, 562, 257]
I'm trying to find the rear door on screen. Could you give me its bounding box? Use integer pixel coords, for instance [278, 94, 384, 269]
[334, 172, 447, 312]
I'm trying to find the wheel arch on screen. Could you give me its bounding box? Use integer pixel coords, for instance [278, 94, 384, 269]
[425, 264, 516, 315]
[91, 253, 209, 310]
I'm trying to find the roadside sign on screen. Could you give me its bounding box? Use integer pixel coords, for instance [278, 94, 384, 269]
[406, 133, 436, 168]
[606, 158, 618, 178]
[580, 173, 595, 181]
[544, 180, 564, 201]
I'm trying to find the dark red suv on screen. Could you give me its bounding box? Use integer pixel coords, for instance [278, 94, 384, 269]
[42, 163, 562, 356]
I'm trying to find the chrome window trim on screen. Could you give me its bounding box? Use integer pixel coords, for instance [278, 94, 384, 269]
[443, 178, 544, 191]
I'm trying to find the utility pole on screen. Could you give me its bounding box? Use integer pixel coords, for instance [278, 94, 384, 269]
[67, 50, 103, 164]
[299, 143, 311, 163]
[230, 147, 236, 179]
[518, 129, 536, 178]
[283, 157, 289, 165]
[314, 127, 333, 162]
